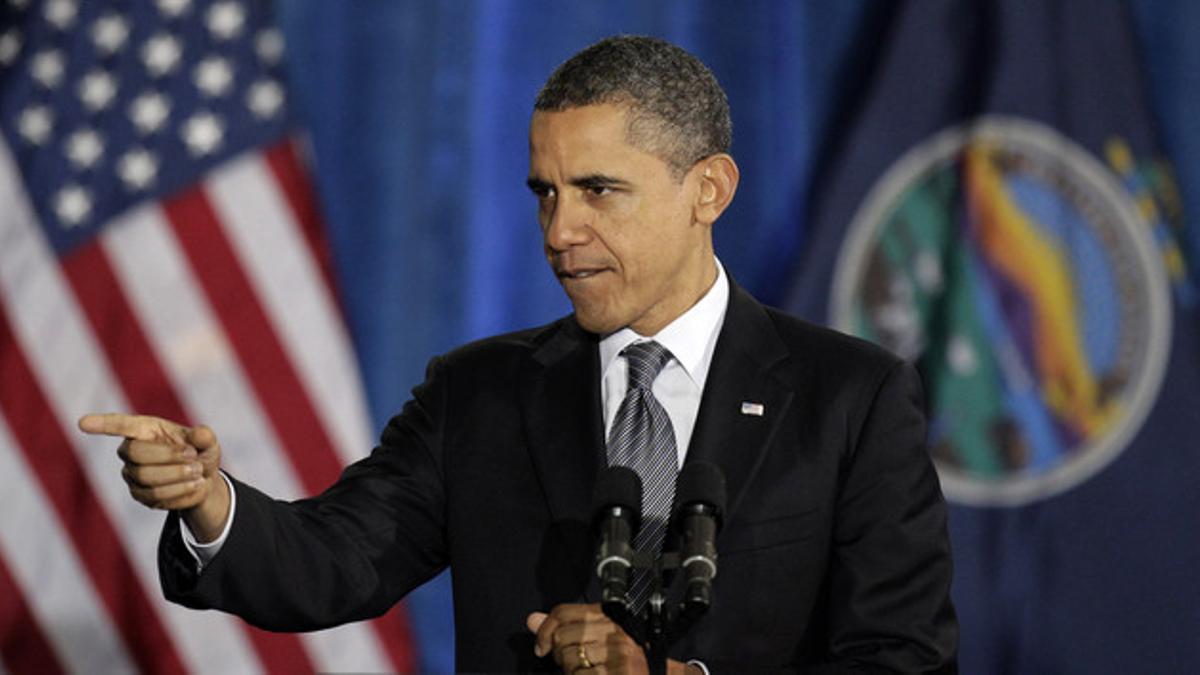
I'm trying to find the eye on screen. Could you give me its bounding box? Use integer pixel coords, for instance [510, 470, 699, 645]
[587, 185, 612, 197]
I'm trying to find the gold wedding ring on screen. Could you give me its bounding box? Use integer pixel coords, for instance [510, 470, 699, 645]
[577, 643, 594, 669]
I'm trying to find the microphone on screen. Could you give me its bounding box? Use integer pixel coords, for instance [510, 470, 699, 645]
[673, 461, 725, 611]
[592, 466, 642, 611]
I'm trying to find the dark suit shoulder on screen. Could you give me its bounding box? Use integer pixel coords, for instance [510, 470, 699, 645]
[760, 304, 906, 378]
[414, 315, 595, 403]
[435, 315, 576, 367]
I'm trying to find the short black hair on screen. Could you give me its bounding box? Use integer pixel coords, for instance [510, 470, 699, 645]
[534, 35, 732, 178]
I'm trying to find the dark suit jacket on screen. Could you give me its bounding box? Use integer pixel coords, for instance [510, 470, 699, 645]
[159, 281, 957, 672]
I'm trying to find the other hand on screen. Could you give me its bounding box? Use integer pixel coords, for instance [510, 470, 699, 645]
[526, 603, 698, 674]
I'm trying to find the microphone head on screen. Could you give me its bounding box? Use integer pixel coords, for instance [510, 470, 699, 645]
[676, 461, 726, 523]
[592, 465, 642, 520]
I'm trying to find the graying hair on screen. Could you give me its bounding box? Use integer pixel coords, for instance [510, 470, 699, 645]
[534, 35, 732, 179]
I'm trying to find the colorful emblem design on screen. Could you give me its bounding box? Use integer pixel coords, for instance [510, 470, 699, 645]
[831, 116, 1173, 505]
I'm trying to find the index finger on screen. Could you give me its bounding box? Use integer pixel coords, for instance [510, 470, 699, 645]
[78, 413, 187, 443]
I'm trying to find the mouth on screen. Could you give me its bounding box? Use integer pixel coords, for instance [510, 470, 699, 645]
[555, 265, 611, 281]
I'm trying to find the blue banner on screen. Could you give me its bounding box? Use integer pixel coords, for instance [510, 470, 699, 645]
[786, 1, 1200, 671]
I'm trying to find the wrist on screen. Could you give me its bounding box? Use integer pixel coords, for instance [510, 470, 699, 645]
[182, 473, 231, 542]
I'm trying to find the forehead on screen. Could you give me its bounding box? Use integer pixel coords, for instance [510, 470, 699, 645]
[530, 103, 627, 152]
[528, 103, 664, 177]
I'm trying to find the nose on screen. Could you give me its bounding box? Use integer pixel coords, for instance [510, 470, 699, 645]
[543, 195, 591, 253]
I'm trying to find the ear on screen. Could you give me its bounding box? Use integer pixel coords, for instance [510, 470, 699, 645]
[691, 154, 739, 226]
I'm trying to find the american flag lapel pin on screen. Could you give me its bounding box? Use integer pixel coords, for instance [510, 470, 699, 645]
[740, 401, 765, 416]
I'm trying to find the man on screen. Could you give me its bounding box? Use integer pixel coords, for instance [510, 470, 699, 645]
[80, 36, 957, 672]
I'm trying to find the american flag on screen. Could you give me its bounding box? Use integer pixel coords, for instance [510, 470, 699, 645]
[0, 0, 416, 672]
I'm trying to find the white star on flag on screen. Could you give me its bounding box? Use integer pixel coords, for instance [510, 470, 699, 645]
[207, 1, 247, 41]
[247, 80, 284, 119]
[17, 106, 54, 145]
[142, 33, 182, 77]
[92, 14, 131, 55]
[44, 0, 79, 30]
[78, 70, 118, 112]
[117, 148, 159, 190]
[0, 29, 22, 66]
[182, 111, 225, 156]
[129, 92, 172, 135]
[30, 49, 65, 88]
[53, 183, 93, 226]
[65, 129, 105, 170]
[194, 57, 235, 97]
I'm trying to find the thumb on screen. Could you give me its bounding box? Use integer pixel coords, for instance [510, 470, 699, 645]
[186, 425, 219, 451]
[525, 611, 548, 634]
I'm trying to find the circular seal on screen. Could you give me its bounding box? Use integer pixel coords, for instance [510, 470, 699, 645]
[830, 116, 1172, 506]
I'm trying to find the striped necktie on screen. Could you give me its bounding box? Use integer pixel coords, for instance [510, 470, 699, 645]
[607, 340, 677, 610]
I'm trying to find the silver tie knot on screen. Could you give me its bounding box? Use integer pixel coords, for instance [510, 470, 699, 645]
[621, 340, 673, 391]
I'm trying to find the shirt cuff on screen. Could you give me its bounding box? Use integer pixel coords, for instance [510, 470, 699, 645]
[687, 659, 711, 675]
[178, 472, 236, 573]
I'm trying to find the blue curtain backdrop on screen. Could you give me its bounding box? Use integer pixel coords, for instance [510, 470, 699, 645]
[273, 2, 1200, 671]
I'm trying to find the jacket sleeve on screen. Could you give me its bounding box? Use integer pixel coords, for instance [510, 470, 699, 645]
[824, 359, 958, 673]
[158, 357, 451, 631]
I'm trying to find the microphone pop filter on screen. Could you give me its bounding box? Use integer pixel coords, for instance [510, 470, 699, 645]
[676, 461, 726, 524]
[592, 465, 642, 518]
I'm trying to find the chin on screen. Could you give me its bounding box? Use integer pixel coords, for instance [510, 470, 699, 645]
[570, 306, 625, 335]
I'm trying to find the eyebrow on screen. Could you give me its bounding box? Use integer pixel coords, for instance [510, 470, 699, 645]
[526, 177, 552, 193]
[526, 173, 632, 193]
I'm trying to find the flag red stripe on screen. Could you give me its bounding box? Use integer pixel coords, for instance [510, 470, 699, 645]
[263, 140, 345, 314]
[0, 304, 187, 675]
[60, 242, 318, 675]
[263, 140, 418, 674]
[162, 186, 343, 494]
[0, 555, 66, 675]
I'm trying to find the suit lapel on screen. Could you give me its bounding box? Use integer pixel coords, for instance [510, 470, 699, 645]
[520, 318, 605, 525]
[686, 282, 794, 524]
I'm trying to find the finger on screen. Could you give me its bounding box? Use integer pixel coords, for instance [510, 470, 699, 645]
[537, 603, 605, 662]
[118, 439, 197, 466]
[526, 611, 548, 634]
[532, 611, 560, 658]
[548, 603, 605, 626]
[552, 622, 620, 651]
[122, 461, 204, 489]
[78, 413, 187, 443]
[556, 639, 609, 672]
[129, 477, 207, 509]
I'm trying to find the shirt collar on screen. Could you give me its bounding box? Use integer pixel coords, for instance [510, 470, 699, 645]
[598, 259, 729, 391]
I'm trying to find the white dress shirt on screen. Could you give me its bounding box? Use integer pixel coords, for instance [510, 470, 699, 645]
[599, 259, 729, 464]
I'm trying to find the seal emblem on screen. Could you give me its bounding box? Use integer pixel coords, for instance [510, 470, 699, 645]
[831, 116, 1171, 505]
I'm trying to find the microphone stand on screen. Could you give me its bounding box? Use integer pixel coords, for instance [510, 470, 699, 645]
[601, 551, 708, 675]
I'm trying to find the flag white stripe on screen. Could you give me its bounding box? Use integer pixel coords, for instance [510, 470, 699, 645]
[207, 155, 375, 464]
[0, 139, 262, 675]
[103, 175, 390, 673]
[0, 414, 135, 675]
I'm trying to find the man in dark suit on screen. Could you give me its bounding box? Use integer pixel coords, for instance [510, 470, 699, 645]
[80, 36, 957, 672]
